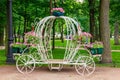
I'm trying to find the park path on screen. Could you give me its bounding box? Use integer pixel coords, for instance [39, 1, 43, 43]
[0, 46, 5, 50]
[0, 46, 120, 80]
[0, 65, 120, 80]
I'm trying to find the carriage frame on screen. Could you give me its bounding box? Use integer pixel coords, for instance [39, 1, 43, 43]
[16, 16, 95, 76]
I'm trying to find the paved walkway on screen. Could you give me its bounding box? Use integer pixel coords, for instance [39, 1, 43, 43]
[0, 46, 5, 50]
[0, 65, 120, 80]
[111, 50, 120, 52]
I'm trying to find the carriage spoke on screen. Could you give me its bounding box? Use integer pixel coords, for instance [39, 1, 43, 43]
[82, 67, 86, 74]
[27, 65, 33, 70]
[87, 66, 94, 69]
[86, 58, 91, 64]
[77, 65, 83, 71]
[85, 67, 90, 74]
[75, 56, 95, 76]
[20, 66, 25, 71]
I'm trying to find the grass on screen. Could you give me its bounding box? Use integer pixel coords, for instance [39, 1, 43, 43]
[95, 52, 120, 67]
[0, 39, 120, 67]
[55, 39, 120, 50]
[0, 49, 6, 65]
[112, 52, 120, 67]
[54, 40, 67, 47]
[110, 38, 120, 50]
[1, 48, 120, 67]
[52, 48, 120, 67]
[52, 48, 65, 59]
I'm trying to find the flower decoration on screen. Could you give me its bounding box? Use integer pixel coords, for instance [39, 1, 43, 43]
[10, 42, 26, 48]
[80, 32, 92, 44]
[92, 41, 103, 48]
[24, 31, 39, 46]
[51, 7, 65, 13]
[88, 41, 104, 55]
[10, 42, 27, 53]
[84, 43, 93, 48]
[81, 32, 92, 37]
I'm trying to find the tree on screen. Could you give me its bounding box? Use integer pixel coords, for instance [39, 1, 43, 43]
[50, 0, 53, 15]
[0, 0, 6, 46]
[110, 0, 120, 45]
[114, 21, 120, 45]
[88, 0, 95, 42]
[100, 0, 112, 63]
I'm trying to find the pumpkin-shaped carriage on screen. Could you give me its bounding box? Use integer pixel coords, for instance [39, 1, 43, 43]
[16, 16, 95, 76]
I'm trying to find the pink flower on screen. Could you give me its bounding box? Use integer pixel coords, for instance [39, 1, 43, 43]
[51, 7, 65, 13]
[25, 31, 36, 36]
[81, 32, 92, 37]
[16, 42, 21, 44]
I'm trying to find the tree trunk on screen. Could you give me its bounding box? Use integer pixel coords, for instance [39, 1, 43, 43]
[50, 0, 52, 15]
[95, 17, 99, 41]
[61, 25, 64, 43]
[23, 1, 27, 43]
[88, 0, 95, 42]
[98, 1, 102, 41]
[35, 7, 38, 17]
[18, 17, 21, 42]
[114, 21, 120, 45]
[13, 25, 17, 42]
[52, 19, 56, 50]
[59, 23, 64, 43]
[23, 16, 27, 42]
[100, 0, 112, 63]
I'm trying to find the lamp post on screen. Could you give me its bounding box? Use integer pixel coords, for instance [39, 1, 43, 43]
[6, 0, 15, 64]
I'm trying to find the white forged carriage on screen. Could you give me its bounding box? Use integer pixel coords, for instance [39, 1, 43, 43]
[16, 16, 95, 76]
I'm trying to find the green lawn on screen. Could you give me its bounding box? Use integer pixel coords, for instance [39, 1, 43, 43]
[56, 39, 120, 50]
[112, 52, 120, 67]
[1, 48, 120, 67]
[54, 40, 67, 47]
[0, 39, 120, 67]
[110, 38, 120, 50]
[0, 49, 6, 65]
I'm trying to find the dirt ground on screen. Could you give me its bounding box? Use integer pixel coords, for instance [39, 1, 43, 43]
[0, 65, 120, 80]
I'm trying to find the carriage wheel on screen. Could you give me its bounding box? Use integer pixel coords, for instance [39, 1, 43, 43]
[75, 56, 95, 76]
[16, 55, 35, 74]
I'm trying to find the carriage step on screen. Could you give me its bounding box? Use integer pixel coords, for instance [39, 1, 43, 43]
[49, 64, 62, 71]
[51, 66, 60, 70]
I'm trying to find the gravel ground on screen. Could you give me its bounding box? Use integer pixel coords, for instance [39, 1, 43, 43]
[0, 65, 120, 80]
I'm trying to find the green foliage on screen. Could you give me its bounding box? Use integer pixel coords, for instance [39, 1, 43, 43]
[0, 0, 6, 25]
[110, 0, 120, 20]
[0, 0, 119, 45]
[0, 0, 6, 46]
[110, 0, 120, 35]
